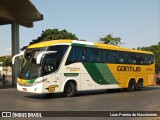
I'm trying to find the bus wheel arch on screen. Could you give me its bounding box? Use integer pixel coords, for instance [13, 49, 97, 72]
[126, 78, 136, 92]
[136, 78, 143, 91]
[63, 80, 77, 97]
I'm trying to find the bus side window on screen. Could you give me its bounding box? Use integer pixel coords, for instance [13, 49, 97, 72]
[132, 60, 137, 64]
[66, 47, 76, 65]
[83, 50, 86, 60]
[42, 54, 57, 75]
[102, 50, 110, 63]
[76, 47, 86, 62]
[116, 52, 125, 64]
[70, 48, 75, 61]
[66, 46, 87, 65]
[87, 48, 101, 63]
[93, 49, 100, 62]
[128, 53, 137, 64]
[119, 58, 124, 63]
[87, 48, 93, 62]
[110, 51, 116, 63]
[146, 55, 154, 64]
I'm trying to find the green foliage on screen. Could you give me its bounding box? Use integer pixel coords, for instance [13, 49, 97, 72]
[0, 57, 12, 75]
[99, 34, 122, 46]
[22, 29, 78, 50]
[138, 43, 160, 72]
[0, 57, 12, 67]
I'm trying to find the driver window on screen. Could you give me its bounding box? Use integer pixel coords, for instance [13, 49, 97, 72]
[42, 53, 57, 75]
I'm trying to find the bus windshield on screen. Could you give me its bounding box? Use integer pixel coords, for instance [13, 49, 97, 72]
[18, 45, 69, 80]
[18, 48, 47, 80]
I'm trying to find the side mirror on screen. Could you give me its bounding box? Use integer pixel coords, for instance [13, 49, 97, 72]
[12, 51, 25, 64]
[36, 51, 57, 64]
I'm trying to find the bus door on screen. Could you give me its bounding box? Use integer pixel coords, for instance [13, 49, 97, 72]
[41, 53, 60, 93]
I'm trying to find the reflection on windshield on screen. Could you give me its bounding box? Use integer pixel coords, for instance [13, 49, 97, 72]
[18, 48, 47, 80]
[41, 45, 69, 76]
[18, 45, 69, 80]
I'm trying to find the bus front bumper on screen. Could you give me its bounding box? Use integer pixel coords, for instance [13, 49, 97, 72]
[17, 82, 44, 94]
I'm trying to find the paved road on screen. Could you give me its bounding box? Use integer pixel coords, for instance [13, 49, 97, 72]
[0, 86, 159, 120]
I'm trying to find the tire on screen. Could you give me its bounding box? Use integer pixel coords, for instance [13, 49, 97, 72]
[136, 81, 143, 91]
[63, 82, 76, 97]
[127, 80, 136, 92]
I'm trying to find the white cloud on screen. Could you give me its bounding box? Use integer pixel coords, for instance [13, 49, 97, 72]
[5, 48, 11, 55]
[6, 48, 11, 51]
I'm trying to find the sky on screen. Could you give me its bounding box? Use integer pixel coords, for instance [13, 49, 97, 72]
[0, 0, 159, 55]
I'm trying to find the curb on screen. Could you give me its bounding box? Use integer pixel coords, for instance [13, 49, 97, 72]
[0, 85, 16, 89]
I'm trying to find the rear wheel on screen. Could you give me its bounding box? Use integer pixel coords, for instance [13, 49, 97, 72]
[127, 80, 136, 92]
[136, 80, 143, 91]
[63, 82, 76, 97]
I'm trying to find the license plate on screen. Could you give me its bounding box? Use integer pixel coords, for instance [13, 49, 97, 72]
[22, 88, 27, 92]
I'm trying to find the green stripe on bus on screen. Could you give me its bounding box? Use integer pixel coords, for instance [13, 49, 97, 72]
[82, 63, 119, 85]
[28, 79, 36, 84]
[72, 43, 86, 47]
[72, 43, 97, 48]
[64, 73, 79, 77]
[82, 62, 108, 84]
[95, 63, 119, 84]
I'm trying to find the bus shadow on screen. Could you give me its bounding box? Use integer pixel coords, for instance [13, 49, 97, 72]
[75, 86, 159, 97]
[24, 86, 159, 99]
[25, 93, 64, 99]
[24, 90, 121, 99]
[142, 86, 160, 91]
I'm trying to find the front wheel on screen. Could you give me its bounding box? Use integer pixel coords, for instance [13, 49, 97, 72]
[63, 82, 76, 97]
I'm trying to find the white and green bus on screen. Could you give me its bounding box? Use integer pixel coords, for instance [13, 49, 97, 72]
[12, 40, 155, 96]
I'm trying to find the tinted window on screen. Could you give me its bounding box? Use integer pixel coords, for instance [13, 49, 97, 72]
[48, 45, 68, 61]
[66, 46, 154, 65]
[66, 46, 86, 65]
[87, 48, 102, 62]
[42, 53, 57, 75]
[41, 45, 69, 75]
[116, 52, 126, 64]
[102, 50, 116, 63]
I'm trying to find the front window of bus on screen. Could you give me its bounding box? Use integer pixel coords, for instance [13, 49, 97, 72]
[18, 48, 47, 80]
[18, 45, 69, 80]
[41, 45, 69, 75]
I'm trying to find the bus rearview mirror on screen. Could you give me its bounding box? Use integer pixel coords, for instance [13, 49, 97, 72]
[36, 51, 57, 64]
[12, 51, 25, 64]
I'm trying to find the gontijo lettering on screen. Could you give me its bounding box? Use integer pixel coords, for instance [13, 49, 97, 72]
[117, 66, 141, 72]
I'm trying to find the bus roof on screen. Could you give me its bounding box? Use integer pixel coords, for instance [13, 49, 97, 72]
[27, 39, 153, 55]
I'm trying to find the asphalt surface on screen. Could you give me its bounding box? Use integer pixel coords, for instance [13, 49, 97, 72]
[0, 86, 159, 120]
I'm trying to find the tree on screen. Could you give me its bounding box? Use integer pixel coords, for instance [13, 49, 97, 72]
[138, 43, 160, 72]
[0, 57, 12, 77]
[99, 34, 122, 46]
[22, 29, 78, 50]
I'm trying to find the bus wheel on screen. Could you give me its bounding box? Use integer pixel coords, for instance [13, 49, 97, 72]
[136, 80, 143, 91]
[63, 82, 76, 97]
[127, 80, 136, 92]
